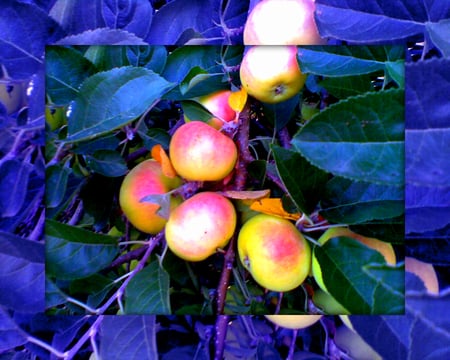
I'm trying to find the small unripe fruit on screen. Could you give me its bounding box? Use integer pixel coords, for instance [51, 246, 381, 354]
[185, 90, 237, 130]
[238, 214, 311, 292]
[165, 192, 237, 261]
[119, 159, 182, 234]
[169, 121, 238, 181]
[244, 0, 326, 45]
[240, 46, 307, 104]
[0, 79, 25, 114]
[265, 314, 323, 329]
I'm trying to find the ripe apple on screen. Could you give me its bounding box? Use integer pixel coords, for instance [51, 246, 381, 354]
[405, 256, 439, 295]
[311, 227, 397, 292]
[237, 214, 311, 292]
[244, 0, 326, 45]
[185, 90, 237, 130]
[0, 78, 25, 115]
[119, 159, 182, 234]
[265, 314, 323, 329]
[169, 121, 238, 181]
[240, 45, 307, 104]
[165, 192, 237, 261]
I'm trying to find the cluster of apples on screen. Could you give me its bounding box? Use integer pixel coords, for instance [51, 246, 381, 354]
[118, 0, 328, 296]
[119, 84, 313, 294]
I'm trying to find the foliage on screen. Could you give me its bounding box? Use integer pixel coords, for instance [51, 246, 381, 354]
[0, 1, 449, 359]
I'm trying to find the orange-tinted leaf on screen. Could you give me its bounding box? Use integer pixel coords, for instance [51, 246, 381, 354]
[220, 189, 270, 200]
[151, 144, 177, 178]
[228, 87, 247, 113]
[250, 198, 301, 221]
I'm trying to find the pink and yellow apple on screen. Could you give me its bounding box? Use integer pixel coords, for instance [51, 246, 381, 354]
[119, 159, 182, 234]
[185, 90, 237, 130]
[240, 45, 307, 104]
[169, 121, 238, 181]
[238, 214, 311, 292]
[244, 0, 326, 45]
[165, 192, 237, 261]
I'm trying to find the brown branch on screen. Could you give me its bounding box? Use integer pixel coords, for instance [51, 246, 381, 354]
[214, 315, 230, 360]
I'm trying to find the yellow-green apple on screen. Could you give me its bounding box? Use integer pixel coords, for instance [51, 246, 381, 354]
[237, 214, 311, 292]
[185, 90, 237, 130]
[312, 227, 396, 292]
[265, 314, 323, 329]
[405, 256, 439, 295]
[169, 121, 238, 181]
[165, 192, 237, 261]
[0, 78, 25, 114]
[240, 45, 307, 104]
[119, 159, 182, 234]
[244, 0, 326, 45]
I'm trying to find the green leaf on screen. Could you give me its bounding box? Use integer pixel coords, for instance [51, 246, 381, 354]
[262, 94, 300, 131]
[180, 100, 215, 123]
[45, 277, 67, 308]
[46, 46, 97, 105]
[85, 150, 128, 177]
[292, 89, 404, 185]
[65, 66, 175, 143]
[298, 46, 403, 77]
[271, 145, 329, 214]
[126, 46, 167, 74]
[46, 219, 119, 280]
[124, 261, 171, 314]
[0, 159, 33, 217]
[320, 176, 404, 224]
[0, 307, 27, 352]
[46, 164, 70, 208]
[319, 74, 375, 99]
[99, 316, 158, 360]
[426, 19, 450, 57]
[314, 237, 404, 314]
[83, 46, 129, 71]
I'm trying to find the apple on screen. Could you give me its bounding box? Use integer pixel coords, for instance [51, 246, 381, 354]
[0, 78, 25, 115]
[237, 214, 311, 292]
[311, 227, 396, 292]
[119, 159, 182, 234]
[265, 314, 323, 329]
[165, 192, 237, 261]
[169, 121, 238, 181]
[244, 0, 326, 45]
[185, 90, 237, 130]
[405, 256, 439, 295]
[240, 45, 307, 104]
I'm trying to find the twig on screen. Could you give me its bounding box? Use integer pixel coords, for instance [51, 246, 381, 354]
[278, 126, 292, 149]
[214, 315, 230, 360]
[215, 234, 236, 315]
[95, 232, 163, 314]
